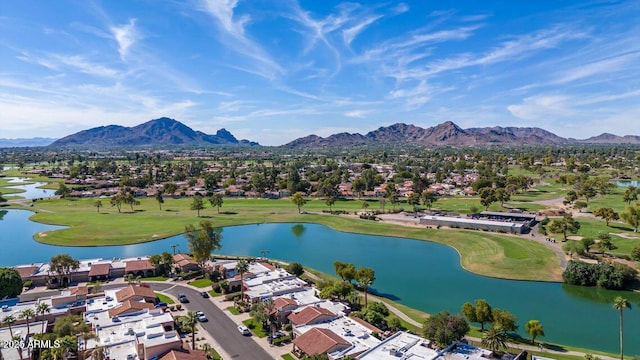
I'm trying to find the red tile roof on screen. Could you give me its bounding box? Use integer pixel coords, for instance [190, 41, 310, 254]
[115, 285, 157, 302]
[108, 300, 155, 318]
[288, 306, 336, 326]
[350, 316, 382, 333]
[159, 349, 207, 360]
[257, 261, 276, 271]
[125, 259, 155, 273]
[15, 266, 38, 280]
[293, 328, 351, 356]
[70, 286, 89, 296]
[274, 297, 298, 309]
[89, 263, 111, 276]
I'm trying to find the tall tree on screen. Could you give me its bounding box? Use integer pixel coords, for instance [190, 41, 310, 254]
[236, 259, 249, 301]
[109, 193, 124, 213]
[333, 261, 355, 283]
[613, 297, 632, 360]
[185, 220, 222, 271]
[479, 187, 497, 210]
[182, 311, 199, 350]
[597, 233, 617, 256]
[36, 302, 51, 333]
[209, 193, 224, 214]
[407, 192, 421, 215]
[163, 182, 178, 197]
[593, 207, 619, 226]
[0, 267, 23, 299]
[155, 189, 165, 210]
[93, 200, 103, 214]
[423, 311, 469, 348]
[355, 267, 375, 307]
[325, 196, 336, 213]
[462, 299, 493, 331]
[2, 314, 16, 339]
[19, 308, 35, 337]
[525, 320, 545, 345]
[421, 191, 437, 211]
[190, 195, 205, 217]
[49, 254, 79, 288]
[622, 186, 639, 205]
[548, 213, 581, 241]
[291, 192, 307, 213]
[482, 326, 508, 353]
[620, 205, 640, 232]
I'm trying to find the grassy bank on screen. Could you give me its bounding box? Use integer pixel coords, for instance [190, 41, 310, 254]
[12, 196, 562, 281]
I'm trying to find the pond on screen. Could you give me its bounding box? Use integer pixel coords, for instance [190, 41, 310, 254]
[2, 177, 57, 199]
[611, 180, 639, 187]
[0, 209, 638, 355]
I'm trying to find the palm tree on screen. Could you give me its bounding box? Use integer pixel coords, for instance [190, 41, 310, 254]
[85, 345, 106, 360]
[236, 259, 249, 302]
[58, 335, 77, 359]
[182, 311, 199, 350]
[19, 308, 35, 336]
[482, 326, 507, 353]
[36, 302, 51, 333]
[613, 297, 632, 360]
[2, 314, 16, 338]
[12, 334, 25, 360]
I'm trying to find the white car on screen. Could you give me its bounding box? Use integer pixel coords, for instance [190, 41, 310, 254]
[237, 325, 250, 335]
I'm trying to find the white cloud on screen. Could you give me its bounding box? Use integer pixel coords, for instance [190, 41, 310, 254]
[344, 110, 368, 118]
[507, 95, 573, 121]
[110, 19, 139, 60]
[342, 15, 383, 46]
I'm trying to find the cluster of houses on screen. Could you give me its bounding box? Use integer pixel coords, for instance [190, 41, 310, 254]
[4, 255, 512, 360]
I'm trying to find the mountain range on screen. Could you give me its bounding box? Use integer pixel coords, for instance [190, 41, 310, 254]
[49, 117, 258, 147]
[283, 121, 640, 148]
[3, 118, 640, 149]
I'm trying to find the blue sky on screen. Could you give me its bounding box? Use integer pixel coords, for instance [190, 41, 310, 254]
[1, 0, 639, 145]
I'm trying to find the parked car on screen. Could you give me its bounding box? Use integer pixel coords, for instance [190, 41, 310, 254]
[178, 293, 189, 303]
[199, 291, 209, 298]
[197, 311, 208, 322]
[238, 325, 250, 336]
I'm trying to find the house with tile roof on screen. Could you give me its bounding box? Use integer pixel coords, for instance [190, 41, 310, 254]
[288, 306, 337, 326]
[292, 327, 351, 359]
[115, 285, 157, 303]
[124, 258, 156, 277]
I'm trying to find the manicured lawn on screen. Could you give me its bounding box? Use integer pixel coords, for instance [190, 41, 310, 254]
[242, 318, 268, 338]
[11, 193, 562, 281]
[227, 306, 240, 315]
[281, 354, 295, 360]
[143, 276, 170, 281]
[155, 292, 175, 304]
[188, 278, 212, 288]
[208, 289, 223, 297]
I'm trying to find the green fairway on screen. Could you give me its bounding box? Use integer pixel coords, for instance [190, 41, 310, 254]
[8, 196, 563, 281]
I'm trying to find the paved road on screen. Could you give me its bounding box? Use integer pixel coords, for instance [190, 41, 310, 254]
[150, 283, 273, 360]
[21, 283, 273, 360]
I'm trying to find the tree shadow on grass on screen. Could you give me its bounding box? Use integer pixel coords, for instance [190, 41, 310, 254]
[164, 209, 178, 212]
[610, 224, 634, 232]
[220, 211, 237, 215]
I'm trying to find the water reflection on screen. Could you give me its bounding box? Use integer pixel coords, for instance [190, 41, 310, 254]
[290, 224, 306, 238]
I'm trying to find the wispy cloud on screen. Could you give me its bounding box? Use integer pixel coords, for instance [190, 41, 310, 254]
[342, 15, 383, 46]
[344, 110, 368, 118]
[110, 19, 139, 60]
[198, 0, 283, 79]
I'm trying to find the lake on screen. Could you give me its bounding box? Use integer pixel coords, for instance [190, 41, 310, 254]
[3, 177, 57, 199]
[611, 180, 639, 187]
[0, 209, 638, 355]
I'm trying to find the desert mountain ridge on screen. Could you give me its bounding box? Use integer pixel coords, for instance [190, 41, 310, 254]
[283, 121, 640, 148]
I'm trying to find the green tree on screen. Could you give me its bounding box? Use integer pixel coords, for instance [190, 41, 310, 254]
[355, 267, 375, 307]
[19, 308, 35, 336]
[209, 193, 224, 214]
[548, 213, 581, 241]
[622, 186, 638, 205]
[620, 205, 640, 232]
[55, 183, 71, 198]
[525, 319, 545, 345]
[597, 233, 617, 255]
[613, 297, 631, 360]
[2, 314, 16, 339]
[475, 299, 493, 331]
[492, 308, 518, 332]
[631, 245, 640, 262]
[35, 302, 51, 333]
[333, 261, 356, 283]
[574, 201, 588, 213]
[421, 191, 437, 211]
[407, 192, 421, 214]
[479, 187, 497, 210]
[182, 311, 199, 350]
[565, 190, 578, 204]
[593, 207, 619, 226]
[163, 182, 178, 197]
[0, 267, 23, 299]
[291, 192, 308, 213]
[462, 302, 478, 324]
[494, 188, 511, 207]
[155, 189, 165, 210]
[287, 262, 304, 277]
[185, 220, 222, 271]
[236, 259, 248, 301]
[325, 196, 336, 213]
[385, 183, 399, 209]
[110, 193, 124, 213]
[482, 326, 508, 353]
[190, 195, 205, 217]
[93, 200, 103, 213]
[423, 311, 469, 347]
[49, 254, 79, 288]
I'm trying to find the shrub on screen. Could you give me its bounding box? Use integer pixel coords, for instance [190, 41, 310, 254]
[23, 280, 33, 288]
[562, 260, 637, 289]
